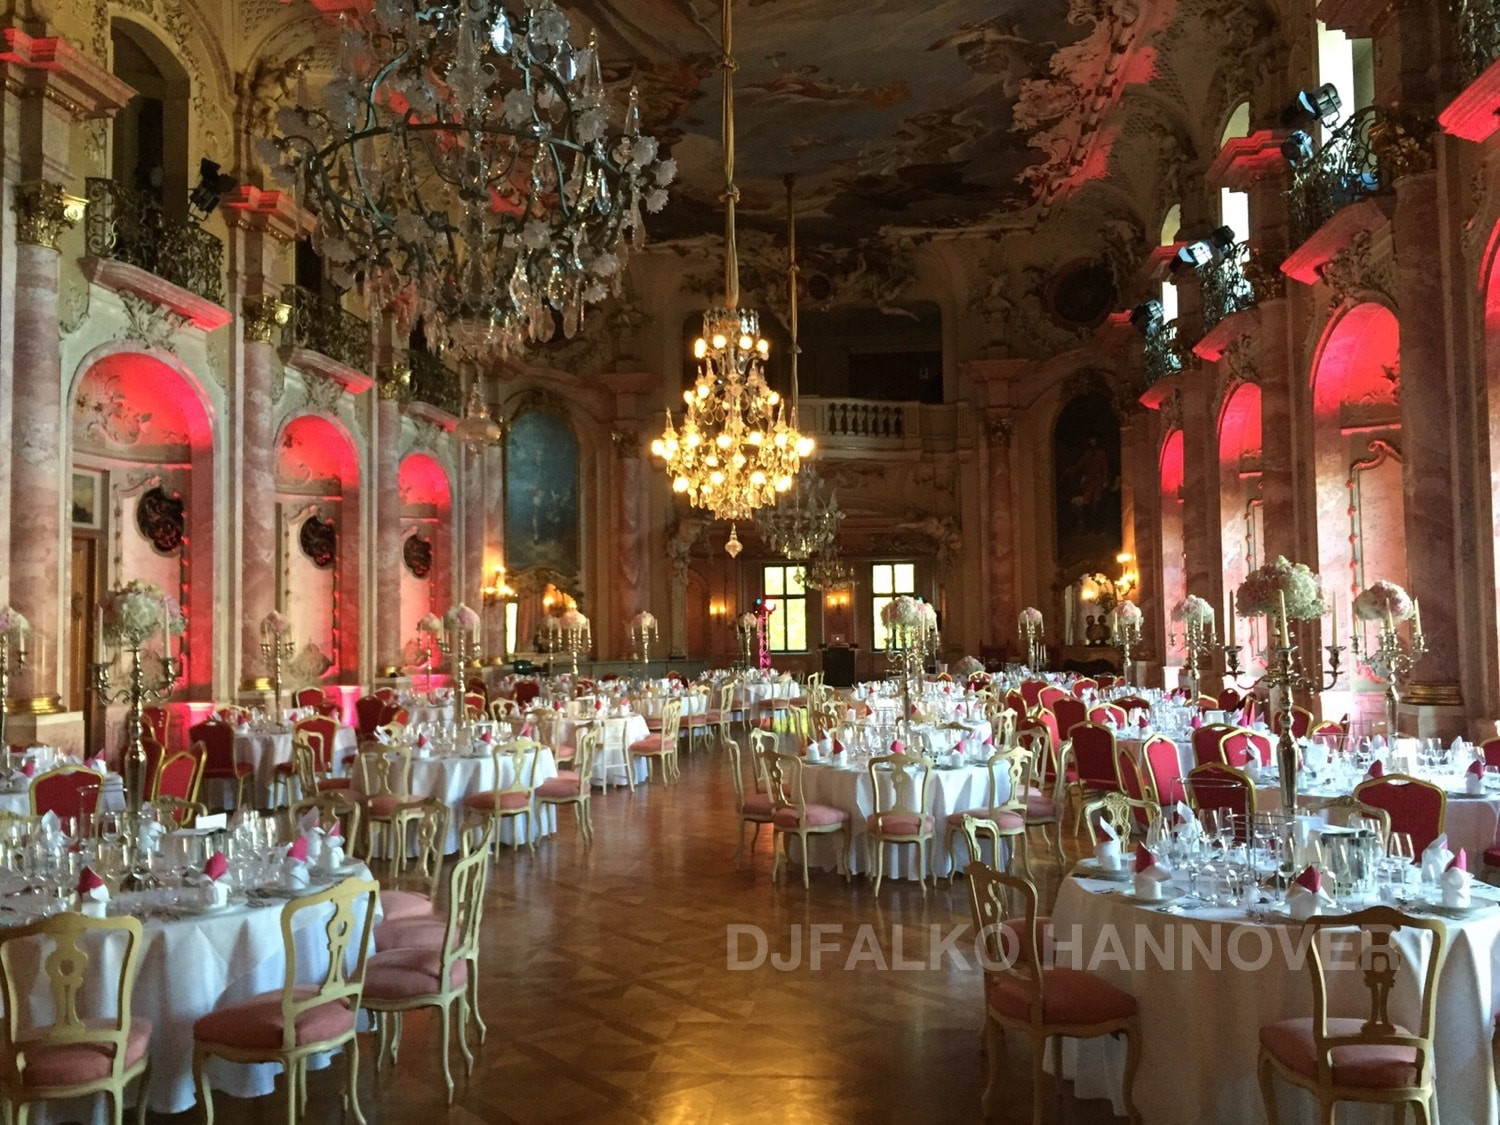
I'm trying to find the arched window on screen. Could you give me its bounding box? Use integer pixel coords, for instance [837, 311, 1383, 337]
[1159, 204, 1182, 322]
[110, 21, 191, 216]
[1219, 103, 1252, 242]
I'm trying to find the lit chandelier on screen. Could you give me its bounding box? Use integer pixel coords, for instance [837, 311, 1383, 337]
[649, 0, 813, 553]
[756, 463, 841, 560]
[799, 547, 855, 593]
[259, 0, 674, 357]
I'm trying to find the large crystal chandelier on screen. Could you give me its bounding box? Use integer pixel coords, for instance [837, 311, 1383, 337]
[649, 0, 812, 553]
[259, 0, 674, 357]
[799, 547, 855, 593]
[755, 462, 841, 560]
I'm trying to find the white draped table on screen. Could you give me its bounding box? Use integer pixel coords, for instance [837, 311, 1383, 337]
[234, 726, 358, 809]
[556, 715, 651, 788]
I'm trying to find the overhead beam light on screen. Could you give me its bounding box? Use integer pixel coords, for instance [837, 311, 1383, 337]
[1280, 83, 1342, 130]
[1174, 225, 1237, 269]
[1129, 300, 1164, 336]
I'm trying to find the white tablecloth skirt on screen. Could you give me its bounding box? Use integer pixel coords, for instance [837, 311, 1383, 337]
[557, 715, 651, 788]
[233, 726, 359, 809]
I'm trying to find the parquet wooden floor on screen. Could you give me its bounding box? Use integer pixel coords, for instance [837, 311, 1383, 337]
[151, 749, 1125, 1125]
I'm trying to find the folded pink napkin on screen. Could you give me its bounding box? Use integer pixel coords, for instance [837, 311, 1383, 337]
[1468, 759, 1485, 778]
[519, 723, 534, 738]
[287, 836, 309, 862]
[1450, 848, 1468, 873]
[20, 760, 34, 777]
[831, 739, 844, 755]
[1367, 759, 1385, 779]
[479, 729, 494, 744]
[86, 755, 105, 769]
[1134, 844, 1156, 873]
[327, 821, 341, 839]
[77, 866, 105, 895]
[890, 740, 905, 754]
[1189, 716, 1203, 730]
[1295, 865, 1322, 893]
[204, 851, 228, 882]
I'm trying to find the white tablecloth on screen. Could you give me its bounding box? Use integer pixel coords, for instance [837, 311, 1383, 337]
[234, 726, 358, 809]
[17, 866, 379, 1121]
[0, 773, 125, 818]
[1051, 875, 1500, 1124]
[558, 715, 651, 788]
[400, 703, 455, 727]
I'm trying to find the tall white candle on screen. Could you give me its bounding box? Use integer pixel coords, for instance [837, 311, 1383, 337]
[1329, 592, 1338, 647]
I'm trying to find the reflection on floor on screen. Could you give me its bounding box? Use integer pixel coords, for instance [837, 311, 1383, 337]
[153, 747, 1124, 1124]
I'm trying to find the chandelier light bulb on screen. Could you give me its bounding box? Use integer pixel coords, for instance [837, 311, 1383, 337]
[673, 478, 690, 492]
[716, 433, 732, 449]
[694, 339, 708, 359]
[712, 334, 727, 349]
[796, 436, 816, 457]
[649, 438, 665, 457]
[738, 334, 753, 350]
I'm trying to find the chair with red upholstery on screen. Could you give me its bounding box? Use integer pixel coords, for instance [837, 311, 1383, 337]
[1308, 720, 1348, 754]
[192, 718, 254, 810]
[373, 687, 398, 705]
[1063, 722, 1119, 834]
[1216, 688, 1243, 713]
[964, 860, 1140, 1121]
[1258, 905, 1444, 1123]
[1187, 762, 1256, 842]
[463, 676, 488, 702]
[1353, 775, 1448, 857]
[1019, 679, 1048, 710]
[143, 704, 169, 748]
[1140, 734, 1188, 806]
[137, 735, 165, 797]
[1069, 678, 1098, 699]
[29, 766, 102, 824]
[1036, 685, 1069, 714]
[462, 692, 486, 721]
[193, 877, 377, 1122]
[292, 687, 326, 709]
[512, 680, 541, 707]
[0, 912, 151, 1124]
[1272, 704, 1315, 738]
[354, 695, 387, 741]
[153, 745, 205, 804]
[1482, 737, 1500, 771]
[1191, 722, 1240, 767]
[1004, 689, 1028, 718]
[1051, 696, 1087, 741]
[759, 745, 850, 889]
[1115, 695, 1152, 713]
[1087, 702, 1127, 728]
[1114, 744, 1153, 830]
[273, 714, 346, 806]
[1094, 674, 1120, 690]
[866, 752, 935, 896]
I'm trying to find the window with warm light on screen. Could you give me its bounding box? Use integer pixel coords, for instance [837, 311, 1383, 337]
[870, 562, 916, 651]
[762, 565, 807, 652]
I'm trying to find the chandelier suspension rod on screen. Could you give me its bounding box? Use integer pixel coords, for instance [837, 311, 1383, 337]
[721, 0, 740, 310]
[786, 172, 800, 410]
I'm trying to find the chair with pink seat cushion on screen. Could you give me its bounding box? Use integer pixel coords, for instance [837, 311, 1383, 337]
[1258, 905, 1445, 1123]
[362, 828, 490, 1103]
[461, 738, 545, 855]
[866, 751, 937, 896]
[537, 725, 599, 848]
[627, 698, 682, 788]
[1352, 774, 1448, 858]
[1015, 727, 1065, 869]
[728, 730, 776, 868]
[353, 743, 415, 861]
[0, 912, 152, 1125]
[963, 858, 1141, 1122]
[381, 796, 449, 920]
[757, 745, 850, 889]
[1140, 734, 1188, 806]
[945, 746, 1032, 882]
[193, 876, 378, 1124]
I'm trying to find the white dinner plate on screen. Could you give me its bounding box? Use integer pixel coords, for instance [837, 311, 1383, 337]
[1073, 860, 1131, 882]
[1116, 885, 1183, 905]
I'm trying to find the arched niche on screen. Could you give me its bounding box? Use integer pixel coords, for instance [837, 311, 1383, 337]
[1217, 382, 1264, 631]
[1309, 303, 1405, 629]
[1160, 430, 1186, 659]
[70, 348, 215, 709]
[276, 414, 362, 684]
[398, 453, 452, 666]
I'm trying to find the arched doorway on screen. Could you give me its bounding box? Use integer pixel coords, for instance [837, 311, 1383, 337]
[1160, 430, 1186, 661]
[276, 415, 362, 685]
[70, 348, 215, 745]
[110, 19, 191, 218]
[1218, 382, 1264, 624]
[398, 453, 452, 672]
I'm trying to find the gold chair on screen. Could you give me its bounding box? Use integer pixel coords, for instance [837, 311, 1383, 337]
[537, 725, 598, 847]
[383, 795, 450, 917]
[627, 699, 681, 787]
[1016, 727, 1065, 867]
[759, 745, 850, 889]
[353, 743, 414, 862]
[682, 684, 713, 753]
[867, 751, 936, 896]
[362, 830, 491, 1103]
[149, 795, 207, 829]
[945, 746, 1032, 882]
[1079, 790, 1160, 848]
[461, 738, 544, 854]
[1257, 905, 1446, 1124]
[286, 790, 363, 855]
[729, 731, 776, 867]
[0, 912, 151, 1125]
[192, 876, 378, 1125]
[1303, 794, 1390, 840]
[964, 860, 1141, 1123]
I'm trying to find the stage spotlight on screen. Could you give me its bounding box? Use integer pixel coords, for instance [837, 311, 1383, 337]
[1279, 83, 1341, 130]
[189, 158, 238, 219]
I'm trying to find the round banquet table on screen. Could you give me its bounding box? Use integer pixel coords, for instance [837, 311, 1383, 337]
[796, 756, 1003, 880]
[234, 725, 358, 809]
[1050, 872, 1500, 1125]
[8, 866, 379, 1123]
[0, 773, 126, 818]
[556, 714, 651, 788]
[400, 702, 455, 727]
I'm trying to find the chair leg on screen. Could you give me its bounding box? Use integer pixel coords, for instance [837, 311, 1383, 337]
[1121, 1023, 1142, 1125]
[439, 997, 455, 1103]
[467, 961, 487, 1044]
[456, 994, 474, 1078]
[1029, 1032, 1047, 1125]
[735, 818, 749, 869]
[345, 1038, 366, 1125]
[919, 838, 930, 897]
[872, 837, 884, 897]
[1257, 1051, 1280, 1125]
[770, 830, 782, 883]
[284, 1060, 297, 1125]
[946, 827, 961, 884]
[800, 831, 811, 889]
[980, 1017, 1003, 1119]
[134, 1061, 151, 1125]
[194, 1047, 215, 1125]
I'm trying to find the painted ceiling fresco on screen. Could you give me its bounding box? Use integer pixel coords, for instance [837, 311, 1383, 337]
[572, 0, 1169, 247]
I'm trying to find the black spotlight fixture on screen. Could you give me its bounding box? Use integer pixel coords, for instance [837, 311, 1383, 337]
[1130, 300, 1164, 335]
[1279, 82, 1342, 130]
[189, 158, 238, 219]
[1174, 225, 1236, 270]
[1281, 130, 1316, 167]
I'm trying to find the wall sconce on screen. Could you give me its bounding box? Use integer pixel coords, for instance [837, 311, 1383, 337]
[1115, 552, 1138, 599]
[482, 563, 516, 605]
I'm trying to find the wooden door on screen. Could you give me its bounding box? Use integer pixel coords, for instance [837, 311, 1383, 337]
[69, 535, 101, 750]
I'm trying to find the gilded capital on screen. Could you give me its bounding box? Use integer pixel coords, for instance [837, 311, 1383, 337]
[612, 426, 641, 459]
[377, 363, 410, 401]
[13, 181, 84, 249]
[242, 296, 290, 344]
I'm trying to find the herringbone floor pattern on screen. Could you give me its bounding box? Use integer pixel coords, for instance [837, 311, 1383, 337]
[154, 748, 1123, 1125]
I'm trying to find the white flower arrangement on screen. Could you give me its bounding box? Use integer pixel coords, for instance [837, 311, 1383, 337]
[880, 595, 923, 629]
[559, 609, 589, 632]
[1353, 580, 1414, 623]
[539, 615, 563, 635]
[952, 655, 984, 677]
[444, 604, 481, 631]
[919, 601, 938, 633]
[1237, 557, 1326, 621]
[100, 581, 184, 648]
[261, 610, 292, 637]
[737, 612, 758, 630]
[1018, 607, 1044, 631]
[0, 607, 29, 643]
[630, 610, 658, 635]
[417, 612, 443, 634]
[1114, 599, 1143, 626]
[1172, 596, 1214, 627]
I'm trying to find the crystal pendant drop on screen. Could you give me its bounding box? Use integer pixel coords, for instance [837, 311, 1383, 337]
[724, 526, 743, 558]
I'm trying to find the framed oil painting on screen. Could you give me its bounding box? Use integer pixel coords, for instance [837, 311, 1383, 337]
[72, 469, 102, 529]
[505, 409, 579, 579]
[1053, 390, 1122, 570]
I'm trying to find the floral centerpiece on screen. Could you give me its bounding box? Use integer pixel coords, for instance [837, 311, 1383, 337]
[261, 610, 291, 637]
[630, 610, 658, 635]
[737, 612, 757, 631]
[0, 608, 29, 644]
[1353, 580, 1414, 623]
[1018, 607, 1044, 631]
[559, 609, 590, 633]
[1236, 557, 1325, 621]
[100, 581, 185, 648]
[1172, 595, 1214, 628]
[1114, 600, 1143, 627]
[417, 612, 443, 634]
[952, 655, 983, 677]
[444, 604, 481, 633]
[881, 595, 923, 629]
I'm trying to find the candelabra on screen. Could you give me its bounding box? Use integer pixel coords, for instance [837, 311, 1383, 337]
[481, 567, 517, 665]
[0, 636, 25, 755]
[1170, 619, 1218, 700]
[1353, 621, 1426, 739]
[1222, 627, 1343, 695]
[630, 622, 657, 666]
[260, 633, 295, 714]
[564, 624, 591, 678]
[537, 621, 563, 677]
[1021, 621, 1042, 671]
[1263, 643, 1302, 810]
[1115, 617, 1141, 686]
[736, 621, 756, 670]
[91, 644, 181, 815]
[437, 627, 477, 731]
[885, 624, 925, 742]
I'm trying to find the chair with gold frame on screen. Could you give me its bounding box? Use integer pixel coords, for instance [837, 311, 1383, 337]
[945, 746, 1032, 882]
[150, 795, 208, 829]
[1257, 905, 1446, 1124]
[286, 789, 363, 855]
[536, 725, 599, 848]
[192, 876, 378, 1124]
[758, 744, 850, 889]
[867, 751, 936, 896]
[353, 743, 414, 862]
[0, 911, 151, 1125]
[626, 699, 682, 787]
[729, 731, 775, 868]
[461, 738, 544, 854]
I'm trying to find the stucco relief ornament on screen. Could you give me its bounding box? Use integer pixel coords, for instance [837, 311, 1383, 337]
[119, 294, 187, 355]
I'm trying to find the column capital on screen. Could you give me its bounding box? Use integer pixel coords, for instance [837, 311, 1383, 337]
[12, 179, 81, 248]
[241, 295, 289, 344]
[611, 426, 642, 459]
[377, 363, 410, 401]
[983, 415, 1013, 450]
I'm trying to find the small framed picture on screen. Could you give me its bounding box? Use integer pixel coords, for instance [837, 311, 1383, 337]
[71, 469, 102, 529]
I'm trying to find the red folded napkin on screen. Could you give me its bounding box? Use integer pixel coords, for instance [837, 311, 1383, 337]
[1134, 843, 1156, 873]
[1189, 716, 1203, 730]
[77, 867, 104, 895]
[479, 730, 493, 744]
[287, 836, 309, 862]
[890, 740, 905, 754]
[204, 851, 228, 882]
[1468, 759, 1485, 778]
[1294, 865, 1322, 893]
[1449, 848, 1469, 873]
[1138, 715, 1148, 729]
[20, 760, 34, 777]
[519, 723, 533, 738]
[831, 739, 844, 755]
[1367, 759, 1385, 778]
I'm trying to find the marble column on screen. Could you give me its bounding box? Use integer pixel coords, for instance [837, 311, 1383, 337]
[482, 436, 507, 662]
[1179, 371, 1221, 611]
[983, 416, 1016, 652]
[9, 182, 80, 710]
[1255, 299, 1297, 563]
[238, 299, 285, 693]
[461, 440, 485, 626]
[1394, 169, 1463, 710]
[375, 374, 405, 678]
[613, 427, 645, 659]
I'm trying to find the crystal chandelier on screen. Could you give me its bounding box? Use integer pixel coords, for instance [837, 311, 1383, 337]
[649, 0, 812, 552]
[455, 381, 502, 451]
[259, 0, 674, 358]
[756, 466, 842, 560]
[799, 547, 855, 593]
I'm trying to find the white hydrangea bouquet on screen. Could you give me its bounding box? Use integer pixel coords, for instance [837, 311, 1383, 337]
[100, 581, 184, 648]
